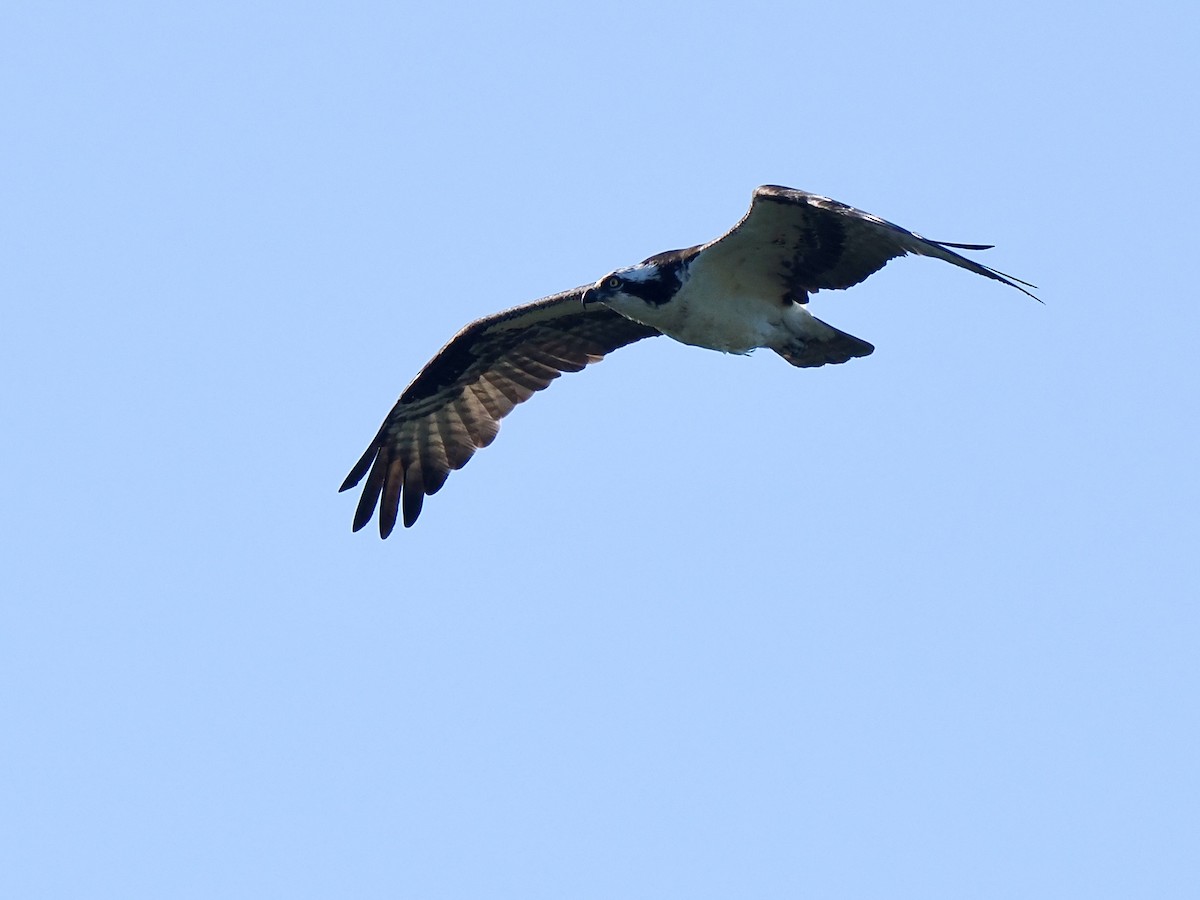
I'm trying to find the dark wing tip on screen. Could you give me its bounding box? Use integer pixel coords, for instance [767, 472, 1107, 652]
[945, 250, 1041, 301]
[349, 448, 387, 532]
[398, 463, 426, 529]
[934, 240, 995, 251]
[340, 441, 378, 492]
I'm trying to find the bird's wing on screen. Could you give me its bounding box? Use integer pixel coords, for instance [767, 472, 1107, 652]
[690, 185, 1038, 302]
[340, 290, 660, 536]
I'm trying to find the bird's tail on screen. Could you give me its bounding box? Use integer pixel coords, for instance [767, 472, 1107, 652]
[774, 311, 874, 368]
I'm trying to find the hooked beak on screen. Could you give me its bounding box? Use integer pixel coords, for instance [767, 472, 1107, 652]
[581, 278, 612, 306]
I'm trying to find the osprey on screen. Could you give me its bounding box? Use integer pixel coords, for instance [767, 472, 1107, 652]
[341, 185, 1035, 535]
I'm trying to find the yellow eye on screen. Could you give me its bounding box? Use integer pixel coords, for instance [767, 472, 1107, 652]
[605, 275, 622, 289]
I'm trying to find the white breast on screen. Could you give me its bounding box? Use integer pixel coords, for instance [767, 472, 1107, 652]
[607, 260, 795, 354]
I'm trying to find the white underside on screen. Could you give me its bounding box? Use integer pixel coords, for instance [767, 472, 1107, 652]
[605, 279, 830, 354]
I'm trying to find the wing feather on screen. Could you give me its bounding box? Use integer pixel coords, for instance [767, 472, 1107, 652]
[693, 185, 1038, 302]
[463, 382, 510, 435]
[475, 372, 528, 410]
[401, 463, 425, 529]
[491, 361, 548, 393]
[436, 404, 478, 470]
[378, 456, 405, 537]
[524, 345, 590, 372]
[504, 354, 563, 386]
[341, 289, 659, 535]
[353, 450, 389, 533]
[416, 418, 452, 496]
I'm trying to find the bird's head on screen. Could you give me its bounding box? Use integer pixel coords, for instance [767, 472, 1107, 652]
[581, 258, 684, 311]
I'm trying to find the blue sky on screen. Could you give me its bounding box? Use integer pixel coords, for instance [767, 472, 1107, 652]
[3, 1, 1198, 897]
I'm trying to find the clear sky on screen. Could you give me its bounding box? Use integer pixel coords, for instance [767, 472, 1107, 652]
[3, 1, 1198, 897]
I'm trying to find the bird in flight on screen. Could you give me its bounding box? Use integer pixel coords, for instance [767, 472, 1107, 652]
[341, 185, 1036, 536]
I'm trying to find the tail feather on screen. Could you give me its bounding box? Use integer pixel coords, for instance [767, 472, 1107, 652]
[774, 314, 874, 368]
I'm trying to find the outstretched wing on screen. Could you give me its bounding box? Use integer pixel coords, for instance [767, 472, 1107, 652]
[340, 289, 660, 536]
[692, 185, 1038, 303]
